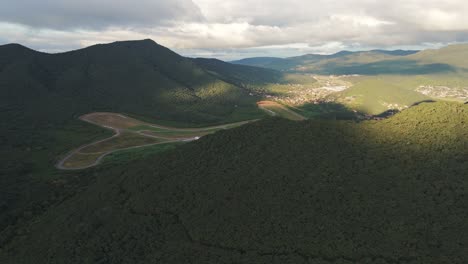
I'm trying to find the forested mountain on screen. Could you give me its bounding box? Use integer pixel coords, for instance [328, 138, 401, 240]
[0, 39, 284, 242]
[1, 39, 467, 264]
[2, 0, 468, 260]
[1, 101, 467, 263]
[0, 39, 276, 125]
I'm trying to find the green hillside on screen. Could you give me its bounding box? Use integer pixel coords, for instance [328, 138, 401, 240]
[1, 39, 467, 264]
[1, 101, 467, 263]
[409, 44, 468, 68]
[335, 46, 468, 110]
[0, 39, 282, 240]
[329, 79, 430, 114]
[0, 39, 267, 125]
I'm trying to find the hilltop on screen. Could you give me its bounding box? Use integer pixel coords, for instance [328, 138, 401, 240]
[0, 39, 276, 125]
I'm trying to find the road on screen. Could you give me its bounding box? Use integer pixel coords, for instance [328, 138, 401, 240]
[56, 113, 256, 170]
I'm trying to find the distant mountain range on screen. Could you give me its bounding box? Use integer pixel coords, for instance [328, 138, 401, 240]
[231, 46, 468, 76]
[231, 49, 419, 72]
[232, 44, 468, 114]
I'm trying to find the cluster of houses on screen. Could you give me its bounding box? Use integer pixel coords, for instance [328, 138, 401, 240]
[416, 85, 468, 101]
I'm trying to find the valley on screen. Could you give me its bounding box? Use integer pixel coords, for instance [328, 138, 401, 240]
[257, 75, 353, 105]
[250, 72, 468, 118]
[234, 45, 468, 115]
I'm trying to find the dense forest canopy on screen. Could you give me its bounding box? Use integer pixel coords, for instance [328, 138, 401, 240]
[1, 102, 467, 263]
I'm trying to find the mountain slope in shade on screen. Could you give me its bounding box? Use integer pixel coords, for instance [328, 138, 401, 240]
[408, 44, 468, 68]
[1, 39, 285, 240]
[230, 56, 290, 68]
[193, 58, 285, 88]
[0, 39, 269, 125]
[1, 101, 467, 264]
[231, 49, 419, 72]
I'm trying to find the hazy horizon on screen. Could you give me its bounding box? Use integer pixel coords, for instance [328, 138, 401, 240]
[2, 38, 434, 61]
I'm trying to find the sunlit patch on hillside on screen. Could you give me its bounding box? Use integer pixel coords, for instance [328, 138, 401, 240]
[57, 113, 256, 170]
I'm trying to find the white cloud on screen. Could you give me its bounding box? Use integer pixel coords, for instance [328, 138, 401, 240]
[1, 0, 468, 59]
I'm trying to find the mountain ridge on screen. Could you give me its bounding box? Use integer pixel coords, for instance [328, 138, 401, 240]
[0, 39, 280, 124]
[1, 39, 283, 239]
[231, 49, 420, 69]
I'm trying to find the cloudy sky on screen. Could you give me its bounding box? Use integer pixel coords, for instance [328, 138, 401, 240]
[1, 0, 468, 60]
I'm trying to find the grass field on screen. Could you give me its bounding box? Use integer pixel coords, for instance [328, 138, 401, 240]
[257, 101, 306, 121]
[79, 132, 164, 154]
[60, 152, 106, 169]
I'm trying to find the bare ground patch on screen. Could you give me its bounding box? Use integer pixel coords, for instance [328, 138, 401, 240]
[57, 113, 256, 170]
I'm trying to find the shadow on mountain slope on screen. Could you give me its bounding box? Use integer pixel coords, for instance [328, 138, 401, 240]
[292, 100, 437, 121]
[0, 39, 274, 233]
[317, 60, 457, 75]
[292, 102, 359, 120]
[1, 101, 467, 264]
[0, 40, 269, 127]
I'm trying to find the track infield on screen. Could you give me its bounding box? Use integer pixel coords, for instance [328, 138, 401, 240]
[57, 113, 256, 170]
